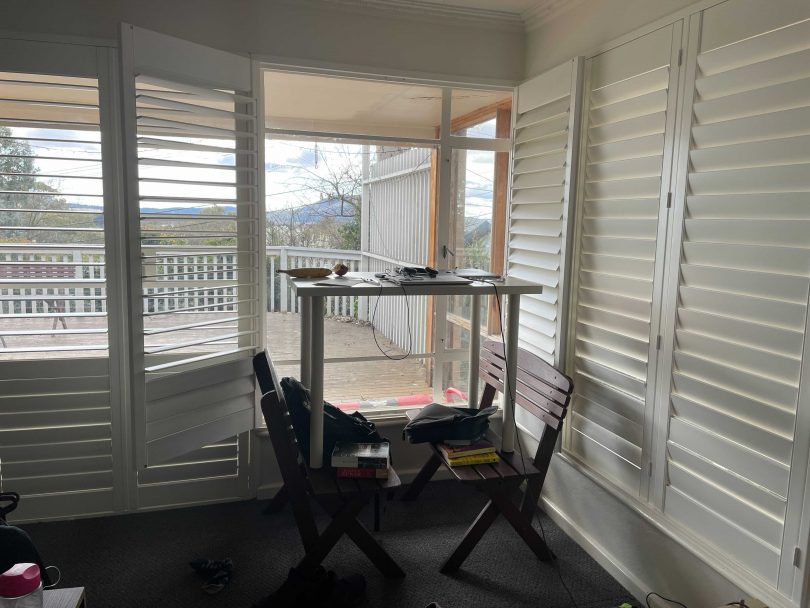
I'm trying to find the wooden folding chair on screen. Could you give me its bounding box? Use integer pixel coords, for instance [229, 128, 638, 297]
[254, 351, 388, 530]
[402, 339, 573, 573]
[256, 350, 405, 578]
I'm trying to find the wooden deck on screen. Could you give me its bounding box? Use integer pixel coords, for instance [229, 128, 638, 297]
[0, 312, 433, 408]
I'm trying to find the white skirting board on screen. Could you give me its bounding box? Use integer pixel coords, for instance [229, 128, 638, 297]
[540, 455, 765, 608]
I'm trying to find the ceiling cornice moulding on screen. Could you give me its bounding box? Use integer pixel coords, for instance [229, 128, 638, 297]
[523, 0, 587, 30]
[291, 0, 525, 30]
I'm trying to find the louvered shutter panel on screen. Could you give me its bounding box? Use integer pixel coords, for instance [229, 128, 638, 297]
[662, 2, 810, 588]
[507, 58, 583, 365]
[121, 25, 260, 468]
[0, 41, 120, 520]
[565, 24, 681, 496]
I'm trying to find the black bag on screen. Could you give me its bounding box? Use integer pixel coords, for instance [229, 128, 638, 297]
[0, 492, 51, 585]
[402, 403, 498, 444]
[281, 377, 386, 465]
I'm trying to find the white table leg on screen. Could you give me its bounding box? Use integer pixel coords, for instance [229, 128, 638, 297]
[502, 293, 521, 453]
[300, 296, 311, 387]
[309, 295, 325, 468]
[468, 294, 481, 407]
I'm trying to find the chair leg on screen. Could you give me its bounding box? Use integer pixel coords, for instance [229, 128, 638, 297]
[263, 484, 290, 514]
[521, 478, 542, 520]
[489, 490, 553, 562]
[299, 493, 367, 573]
[402, 453, 442, 501]
[310, 492, 405, 578]
[343, 510, 405, 578]
[440, 499, 501, 574]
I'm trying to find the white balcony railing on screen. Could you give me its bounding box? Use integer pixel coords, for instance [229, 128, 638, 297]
[0, 244, 363, 320]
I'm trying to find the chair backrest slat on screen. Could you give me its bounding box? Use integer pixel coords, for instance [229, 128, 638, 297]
[479, 365, 564, 431]
[477, 339, 574, 467]
[481, 340, 572, 394]
[479, 358, 567, 418]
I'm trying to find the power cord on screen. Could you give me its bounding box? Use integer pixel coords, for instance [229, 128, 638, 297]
[370, 273, 412, 361]
[482, 279, 579, 608]
[646, 592, 689, 608]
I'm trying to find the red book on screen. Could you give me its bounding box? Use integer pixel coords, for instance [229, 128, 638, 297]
[336, 467, 389, 479]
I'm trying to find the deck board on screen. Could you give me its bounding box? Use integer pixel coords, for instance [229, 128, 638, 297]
[0, 312, 433, 408]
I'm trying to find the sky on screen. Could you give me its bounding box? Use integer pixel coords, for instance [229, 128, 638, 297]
[10, 128, 496, 220]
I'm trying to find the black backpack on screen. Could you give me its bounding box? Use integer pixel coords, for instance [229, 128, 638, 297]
[0, 492, 51, 585]
[403, 403, 498, 444]
[281, 377, 386, 465]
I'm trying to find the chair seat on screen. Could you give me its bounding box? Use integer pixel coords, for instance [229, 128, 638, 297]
[404, 409, 543, 484]
[308, 465, 402, 496]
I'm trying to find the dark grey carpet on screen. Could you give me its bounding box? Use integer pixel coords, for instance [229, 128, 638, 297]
[26, 481, 633, 608]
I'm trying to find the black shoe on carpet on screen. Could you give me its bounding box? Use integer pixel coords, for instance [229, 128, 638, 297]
[189, 558, 233, 595]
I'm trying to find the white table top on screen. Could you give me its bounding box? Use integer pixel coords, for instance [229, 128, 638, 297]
[289, 272, 544, 297]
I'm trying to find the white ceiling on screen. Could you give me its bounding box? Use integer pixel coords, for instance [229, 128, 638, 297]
[265, 71, 512, 138]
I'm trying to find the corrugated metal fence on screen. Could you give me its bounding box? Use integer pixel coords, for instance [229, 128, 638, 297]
[364, 148, 432, 353]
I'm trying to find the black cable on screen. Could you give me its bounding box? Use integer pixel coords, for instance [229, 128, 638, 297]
[370, 276, 412, 361]
[481, 279, 579, 608]
[646, 592, 689, 608]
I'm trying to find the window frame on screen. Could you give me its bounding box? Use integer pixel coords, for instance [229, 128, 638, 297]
[261, 68, 513, 416]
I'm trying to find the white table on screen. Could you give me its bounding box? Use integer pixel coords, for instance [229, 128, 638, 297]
[290, 272, 543, 468]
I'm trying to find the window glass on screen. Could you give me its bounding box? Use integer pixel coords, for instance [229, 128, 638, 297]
[0, 73, 107, 359]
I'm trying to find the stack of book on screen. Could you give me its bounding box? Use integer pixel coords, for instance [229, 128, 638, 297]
[331, 442, 390, 479]
[438, 439, 499, 467]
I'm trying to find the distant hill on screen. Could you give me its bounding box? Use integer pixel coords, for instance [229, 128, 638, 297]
[67, 199, 355, 224]
[68, 203, 237, 215]
[267, 197, 357, 225]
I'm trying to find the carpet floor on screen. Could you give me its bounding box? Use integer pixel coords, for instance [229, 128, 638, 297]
[26, 480, 634, 608]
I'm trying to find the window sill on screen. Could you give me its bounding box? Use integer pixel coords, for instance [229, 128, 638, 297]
[550, 450, 796, 608]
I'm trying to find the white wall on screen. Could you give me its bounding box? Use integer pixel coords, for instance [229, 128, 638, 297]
[3, 0, 524, 85]
[542, 455, 747, 606]
[525, 0, 696, 77]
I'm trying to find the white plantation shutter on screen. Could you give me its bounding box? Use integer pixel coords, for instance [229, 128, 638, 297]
[0, 41, 124, 521]
[661, 2, 810, 589]
[507, 59, 583, 365]
[0, 360, 116, 521]
[121, 25, 261, 468]
[565, 24, 682, 496]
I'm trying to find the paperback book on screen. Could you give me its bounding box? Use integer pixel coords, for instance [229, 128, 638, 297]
[336, 467, 389, 479]
[438, 439, 496, 460]
[331, 442, 390, 469]
[446, 452, 500, 468]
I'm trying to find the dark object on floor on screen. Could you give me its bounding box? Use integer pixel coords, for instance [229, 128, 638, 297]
[403, 339, 574, 573]
[255, 565, 366, 608]
[255, 349, 405, 579]
[188, 557, 233, 595]
[403, 402, 498, 444]
[0, 492, 52, 586]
